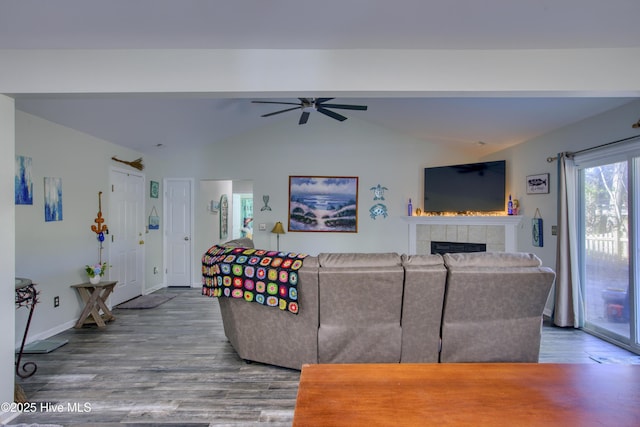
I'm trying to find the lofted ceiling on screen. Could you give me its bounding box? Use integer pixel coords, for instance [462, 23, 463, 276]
[3, 0, 640, 154]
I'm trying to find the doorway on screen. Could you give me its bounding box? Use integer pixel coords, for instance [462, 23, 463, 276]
[578, 144, 639, 354]
[109, 168, 145, 305]
[200, 179, 253, 246]
[164, 178, 194, 287]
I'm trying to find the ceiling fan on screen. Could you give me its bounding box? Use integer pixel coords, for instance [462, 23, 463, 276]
[252, 98, 368, 125]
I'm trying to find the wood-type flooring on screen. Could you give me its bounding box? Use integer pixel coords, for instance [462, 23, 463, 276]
[12, 287, 638, 426]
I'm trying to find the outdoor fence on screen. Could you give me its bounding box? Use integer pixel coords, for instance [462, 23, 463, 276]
[585, 231, 629, 260]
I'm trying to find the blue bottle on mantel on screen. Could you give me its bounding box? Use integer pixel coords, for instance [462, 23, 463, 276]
[507, 194, 514, 215]
[408, 198, 413, 216]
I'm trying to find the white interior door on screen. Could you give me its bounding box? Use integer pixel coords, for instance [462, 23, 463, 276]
[109, 168, 145, 305]
[165, 178, 193, 287]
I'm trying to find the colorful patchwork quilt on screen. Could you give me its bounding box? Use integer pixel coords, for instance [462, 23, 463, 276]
[202, 245, 307, 314]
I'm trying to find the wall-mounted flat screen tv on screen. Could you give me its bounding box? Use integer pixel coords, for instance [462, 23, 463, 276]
[424, 160, 506, 213]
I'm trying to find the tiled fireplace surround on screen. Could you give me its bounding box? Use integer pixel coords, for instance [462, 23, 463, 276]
[404, 216, 523, 255]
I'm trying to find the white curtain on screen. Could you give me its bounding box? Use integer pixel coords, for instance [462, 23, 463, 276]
[553, 152, 584, 327]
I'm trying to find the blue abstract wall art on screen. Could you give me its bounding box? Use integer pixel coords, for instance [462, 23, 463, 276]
[44, 177, 63, 222]
[15, 155, 33, 205]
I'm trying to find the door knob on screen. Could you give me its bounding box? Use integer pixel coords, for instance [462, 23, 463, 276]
[139, 240, 145, 245]
[184, 236, 190, 241]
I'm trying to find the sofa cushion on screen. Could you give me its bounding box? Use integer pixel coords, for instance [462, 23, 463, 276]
[401, 253, 444, 266]
[318, 256, 404, 364]
[440, 252, 555, 363]
[318, 324, 402, 364]
[318, 252, 401, 267]
[401, 253, 447, 363]
[443, 251, 542, 268]
[222, 237, 254, 248]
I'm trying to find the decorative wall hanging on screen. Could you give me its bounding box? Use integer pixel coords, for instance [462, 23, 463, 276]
[260, 194, 272, 211]
[288, 176, 358, 232]
[532, 208, 543, 247]
[369, 184, 388, 220]
[369, 203, 388, 220]
[219, 194, 229, 239]
[90, 191, 109, 263]
[148, 206, 160, 230]
[527, 173, 550, 194]
[15, 155, 33, 205]
[150, 180, 159, 198]
[111, 156, 144, 171]
[370, 184, 388, 200]
[44, 177, 63, 222]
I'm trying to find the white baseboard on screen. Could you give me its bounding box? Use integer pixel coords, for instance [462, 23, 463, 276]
[1, 411, 20, 425]
[15, 319, 75, 350]
[144, 282, 166, 295]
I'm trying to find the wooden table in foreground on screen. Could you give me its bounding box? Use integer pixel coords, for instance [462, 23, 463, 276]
[293, 363, 640, 426]
[70, 281, 117, 328]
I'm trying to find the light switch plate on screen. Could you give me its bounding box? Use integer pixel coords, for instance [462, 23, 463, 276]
[259, 223, 266, 231]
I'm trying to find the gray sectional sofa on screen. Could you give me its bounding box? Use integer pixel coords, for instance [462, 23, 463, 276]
[209, 240, 555, 370]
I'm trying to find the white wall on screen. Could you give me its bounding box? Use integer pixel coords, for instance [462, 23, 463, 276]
[155, 115, 477, 266]
[197, 179, 233, 265]
[486, 99, 640, 268]
[0, 95, 16, 423]
[2, 49, 639, 96]
[157, 101, 640, 282]
[13, 111, 163, 346]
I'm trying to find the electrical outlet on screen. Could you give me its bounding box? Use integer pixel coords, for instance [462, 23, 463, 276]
[54, 296, 60, 307]
[153, 266, 158, 274]
[551, 225, 558, 236]
[259, 223, 267, 231]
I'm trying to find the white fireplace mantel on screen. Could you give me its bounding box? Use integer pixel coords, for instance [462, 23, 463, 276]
[403, 215, 523, 254]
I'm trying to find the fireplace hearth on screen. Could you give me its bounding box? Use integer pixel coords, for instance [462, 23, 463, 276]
[431, 241, 486, 255]
[403, 215, 522, 255]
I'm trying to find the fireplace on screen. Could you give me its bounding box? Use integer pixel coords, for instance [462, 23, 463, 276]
[403, 216, 522, 255]
[431, 241, 487, 255]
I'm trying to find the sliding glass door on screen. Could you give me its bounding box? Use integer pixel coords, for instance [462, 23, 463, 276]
[578, 144, 639, 353]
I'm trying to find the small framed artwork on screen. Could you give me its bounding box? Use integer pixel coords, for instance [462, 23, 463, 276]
[150, 180, 159, 198]
[526, 173, 550, 194]
[288, 176, 358, 233]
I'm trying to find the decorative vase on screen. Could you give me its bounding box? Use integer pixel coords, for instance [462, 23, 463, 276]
[89, 275, 101, 285]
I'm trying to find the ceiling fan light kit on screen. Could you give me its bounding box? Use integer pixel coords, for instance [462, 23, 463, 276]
[252, 98, 367, 125]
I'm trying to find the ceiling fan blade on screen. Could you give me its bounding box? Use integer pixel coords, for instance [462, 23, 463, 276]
[261, 106, 301, 117]
[317, 107, 348, 122]
[252, 101, 302, 106]
[315, 98, 334, 104]
[299, 111, 310, 125]
[319, 103, 368, 111]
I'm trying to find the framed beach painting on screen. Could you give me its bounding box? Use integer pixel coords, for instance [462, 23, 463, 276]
[288, 176, 358, 233]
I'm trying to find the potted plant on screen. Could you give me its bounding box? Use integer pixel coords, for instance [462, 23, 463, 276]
[85, 262, 107, 284]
